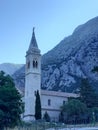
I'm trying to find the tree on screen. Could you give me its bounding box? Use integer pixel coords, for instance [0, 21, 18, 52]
[92, 66, 98, 72]
[35, 90, 42, 120]
[61, 99, 87, 123]
[80, 78, 98, 108]
[59, 111, 64, 123]
[0, 71, 24, 129]
[43, 111, 50, 122]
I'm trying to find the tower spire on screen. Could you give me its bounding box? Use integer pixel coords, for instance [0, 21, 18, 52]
[27, 27, 40, 54]
[33, 27, 35, 34]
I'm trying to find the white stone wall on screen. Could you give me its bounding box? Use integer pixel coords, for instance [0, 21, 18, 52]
[24, 53, 41, 121]
[41, 94, 68, 121]
[26, 54, 41, 74]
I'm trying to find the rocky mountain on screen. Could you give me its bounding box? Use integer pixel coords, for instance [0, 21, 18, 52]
[0, 63, 23, 75]
[13, 16, 98, 92]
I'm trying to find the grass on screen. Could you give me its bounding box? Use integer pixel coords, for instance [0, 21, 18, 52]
[4, 121, 66, 130]
[4, 122, 98, 130]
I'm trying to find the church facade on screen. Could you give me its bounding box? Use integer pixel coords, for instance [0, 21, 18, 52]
[24, 29, 78, 121]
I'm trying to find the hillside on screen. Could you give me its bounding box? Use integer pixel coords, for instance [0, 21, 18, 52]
[0, 63, 23, 75]
[7, 16, 98, 92]
[41, 16, 98, 92]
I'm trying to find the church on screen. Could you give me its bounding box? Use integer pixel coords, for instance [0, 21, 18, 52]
[24, 28, 78, 121]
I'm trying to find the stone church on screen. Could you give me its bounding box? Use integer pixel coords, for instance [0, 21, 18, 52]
[24, 28, 78, 121]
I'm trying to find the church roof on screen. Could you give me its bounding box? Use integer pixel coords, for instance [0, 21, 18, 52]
[27, 28, 40, 54]
[41, 90, 79, 98]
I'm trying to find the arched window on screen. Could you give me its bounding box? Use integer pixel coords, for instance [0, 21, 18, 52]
[33, 60, 36, 68]
[35, 61, 38, 68]
[27, 61, 30, 69]
[33, 60, 38, 68]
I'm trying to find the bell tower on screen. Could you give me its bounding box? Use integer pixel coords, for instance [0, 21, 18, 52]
[24, 28, 41, 121]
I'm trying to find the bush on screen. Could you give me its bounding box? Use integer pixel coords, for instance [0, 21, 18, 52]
[43, 111, 50, 122]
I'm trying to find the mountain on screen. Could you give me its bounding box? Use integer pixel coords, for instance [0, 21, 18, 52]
[13, 16, 98, 92]
[12, 65, 25, 92]
[0, 63, 23, 75]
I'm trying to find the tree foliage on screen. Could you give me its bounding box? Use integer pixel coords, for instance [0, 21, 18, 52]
[0, 71, 24, 128]
[61, 99, 87, 123]
[92, 66, 98, 72]
[60, 78, 98, 124]
[59, 111, 64, 123]
[80, 78, 98, 108]
[43, 111, 50, 122]
[35, 90, 42, 120]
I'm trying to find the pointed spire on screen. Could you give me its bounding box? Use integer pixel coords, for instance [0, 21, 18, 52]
[29, 27, 38, 49]
[27, 28, 40, 55]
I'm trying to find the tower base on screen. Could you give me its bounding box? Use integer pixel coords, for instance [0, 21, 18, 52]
[23, 115, 35, 122]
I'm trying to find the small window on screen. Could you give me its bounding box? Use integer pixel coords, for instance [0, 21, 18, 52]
[33, 60, 36, 68]
[48, 99, 51, 106]
[63, 100, 66, 105]
[33, 60, 38, 68]
[27, 61, 30, 69]
[35, 61, 38, 68]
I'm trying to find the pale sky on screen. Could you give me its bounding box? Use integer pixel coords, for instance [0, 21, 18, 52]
[0, 0, 98, 64]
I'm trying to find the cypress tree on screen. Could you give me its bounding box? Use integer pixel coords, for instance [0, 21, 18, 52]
[35, 90, 42, 120]
[80, 78, 97, 108]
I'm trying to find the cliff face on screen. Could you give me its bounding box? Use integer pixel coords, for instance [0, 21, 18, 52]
[8, 16, 98, 92]
[41, 16, 98, 92]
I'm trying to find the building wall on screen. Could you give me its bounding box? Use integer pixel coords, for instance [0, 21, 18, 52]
[41, 93, 68, 121]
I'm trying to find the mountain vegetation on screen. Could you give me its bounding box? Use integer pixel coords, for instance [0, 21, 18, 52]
[80, 78, 98, 108]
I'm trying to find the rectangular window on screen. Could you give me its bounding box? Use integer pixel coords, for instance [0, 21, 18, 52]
[63, 100, 66, 105]
[48, 99, 51, 106]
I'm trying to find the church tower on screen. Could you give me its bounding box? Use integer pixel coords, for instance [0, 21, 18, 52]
[24, 28, 41, 121]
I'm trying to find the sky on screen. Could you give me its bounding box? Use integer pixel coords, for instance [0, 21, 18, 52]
[0, 0, 98, 64]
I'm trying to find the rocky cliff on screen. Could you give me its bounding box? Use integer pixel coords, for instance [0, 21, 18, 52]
[6, 16, 98, 92]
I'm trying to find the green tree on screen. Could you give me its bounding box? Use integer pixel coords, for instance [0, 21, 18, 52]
[80, 78, 98, 108]
[59, 111, 64, 123]
[35, 90, 42, 120]
[61, 99, 87, 123]
[0, 71, 24, 129]
[92, 66, 98, 72]
[43, 111, 50, 122]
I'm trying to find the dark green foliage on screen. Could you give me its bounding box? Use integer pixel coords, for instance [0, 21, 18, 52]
[61, 99, 87, 124]
[35, 90, 42, 120]
[92, 66, 98, 72]
[80, 78, 98, 108]
[0, 71, 24, 128]
[43, 111, 50, 122]
[60, 78, 98, 124]
[59, 111, 64, 123]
